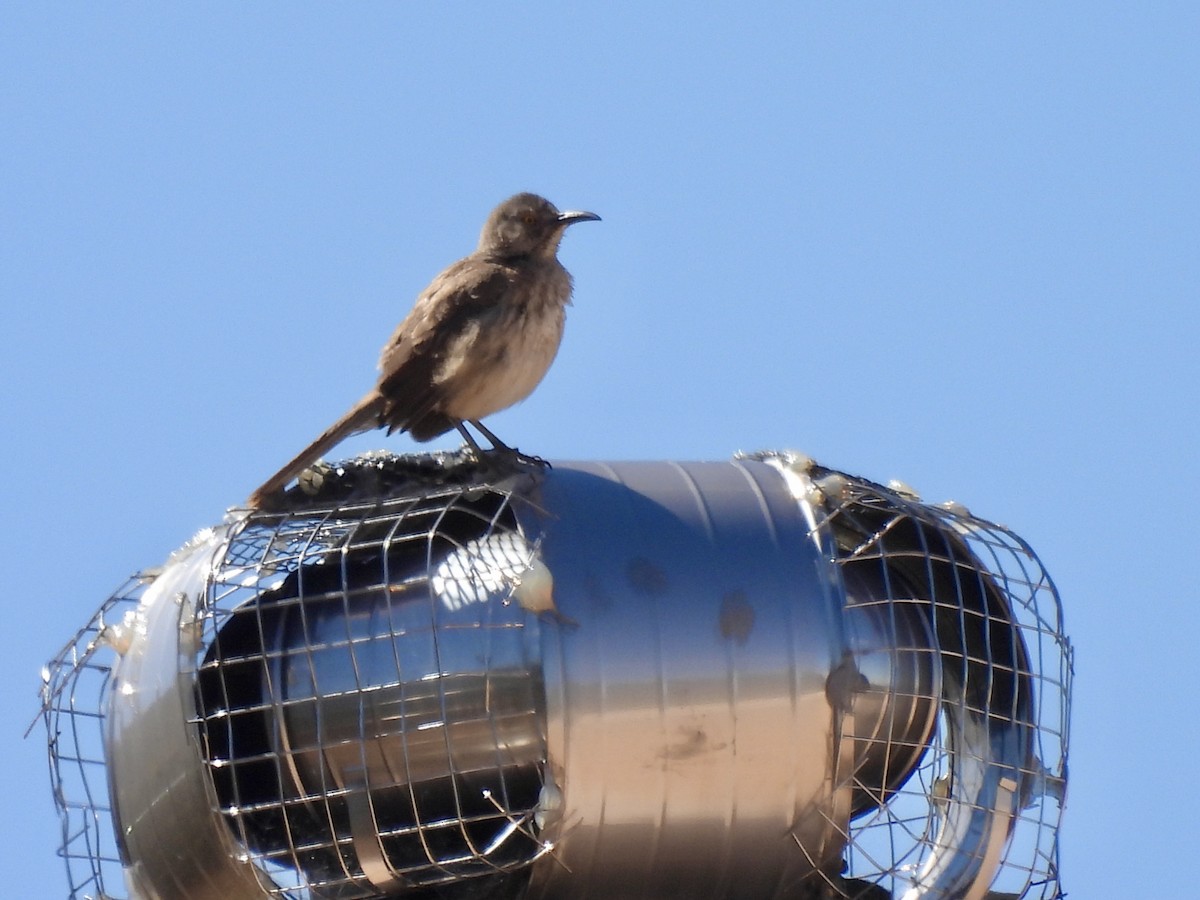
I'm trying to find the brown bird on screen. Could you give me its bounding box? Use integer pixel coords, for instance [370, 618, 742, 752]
[247, 192, 599, 506]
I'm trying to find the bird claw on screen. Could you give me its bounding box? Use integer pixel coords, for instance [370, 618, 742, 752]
[486, 446, 551, 472]
[460, 421, 551, 471]
[509, 449, 552, 469]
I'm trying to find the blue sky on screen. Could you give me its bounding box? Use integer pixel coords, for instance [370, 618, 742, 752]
[3, 5, 1197, 897]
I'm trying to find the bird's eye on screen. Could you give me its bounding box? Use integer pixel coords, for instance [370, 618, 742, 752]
[521, 211, 537, 226]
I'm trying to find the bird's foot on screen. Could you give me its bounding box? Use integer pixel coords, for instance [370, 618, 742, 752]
[456, 421, 551, 473]
[479, 445, 551, 474]
[505, 447, 552, 469]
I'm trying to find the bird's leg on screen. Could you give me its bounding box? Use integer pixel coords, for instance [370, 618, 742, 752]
[468, 419, 512, 451]
[454, 421, 487, 457]
[469, 420, 551, 469]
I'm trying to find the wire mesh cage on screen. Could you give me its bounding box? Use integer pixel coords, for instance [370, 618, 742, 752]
[38, 451, 1071, 900]
[195, 479, 549, 897]
[40, 575, 148, 899]
[783, 456, 1071, 899]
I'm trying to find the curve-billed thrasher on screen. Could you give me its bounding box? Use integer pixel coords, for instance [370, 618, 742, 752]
[247, 192, 599, 506]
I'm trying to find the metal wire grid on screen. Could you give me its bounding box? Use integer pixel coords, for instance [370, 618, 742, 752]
[39, 574, 149, 900]
[40, 462, 1072, 900]
[193, 485, 549, 897]
[807, 471, 1072, 900]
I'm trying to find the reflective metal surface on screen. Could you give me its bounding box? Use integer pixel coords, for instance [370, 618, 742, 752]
[192, 484, 549, 897]
[272, 559, 545, 891]
[519, 461, 854, 899]
[41, 451, 1071, 899]
[104, 530, 275, 900]
[816, 480, 1034, 899]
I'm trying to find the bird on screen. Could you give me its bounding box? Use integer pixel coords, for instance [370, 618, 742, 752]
[247, 192, 599, 506]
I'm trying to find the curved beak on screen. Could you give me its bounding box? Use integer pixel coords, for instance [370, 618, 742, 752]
[557, 209, 601, 226]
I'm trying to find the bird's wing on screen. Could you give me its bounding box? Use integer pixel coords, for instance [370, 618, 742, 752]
[375, 257, 515, 432]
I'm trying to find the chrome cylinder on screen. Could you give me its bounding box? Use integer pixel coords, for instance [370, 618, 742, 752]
[522, 461, 858, 898]
[98, 455, 1049, 899]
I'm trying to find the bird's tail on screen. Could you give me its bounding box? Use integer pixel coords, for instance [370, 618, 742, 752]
[247, 393, 384, 507]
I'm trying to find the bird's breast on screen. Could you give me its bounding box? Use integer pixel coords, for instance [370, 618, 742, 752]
[433, 280, 568, 421]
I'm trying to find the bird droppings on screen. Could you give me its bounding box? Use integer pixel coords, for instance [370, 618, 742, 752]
[626, 556, 669, 597]
[939, 499, 971, 517]
[738, 449, 816, 504]
[534, 782, 563, 831]
[99, 608, 145, 656]
[513, 556, 571, 624]
[718, 590, 755, 645]
[297, 461, 332, 495]
[811, 472, 851, 505]
[887, 479, 920, 500]
[736, 448, 815, 474]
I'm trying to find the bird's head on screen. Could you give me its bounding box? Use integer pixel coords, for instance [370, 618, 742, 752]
[479, 193, 600, 260]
